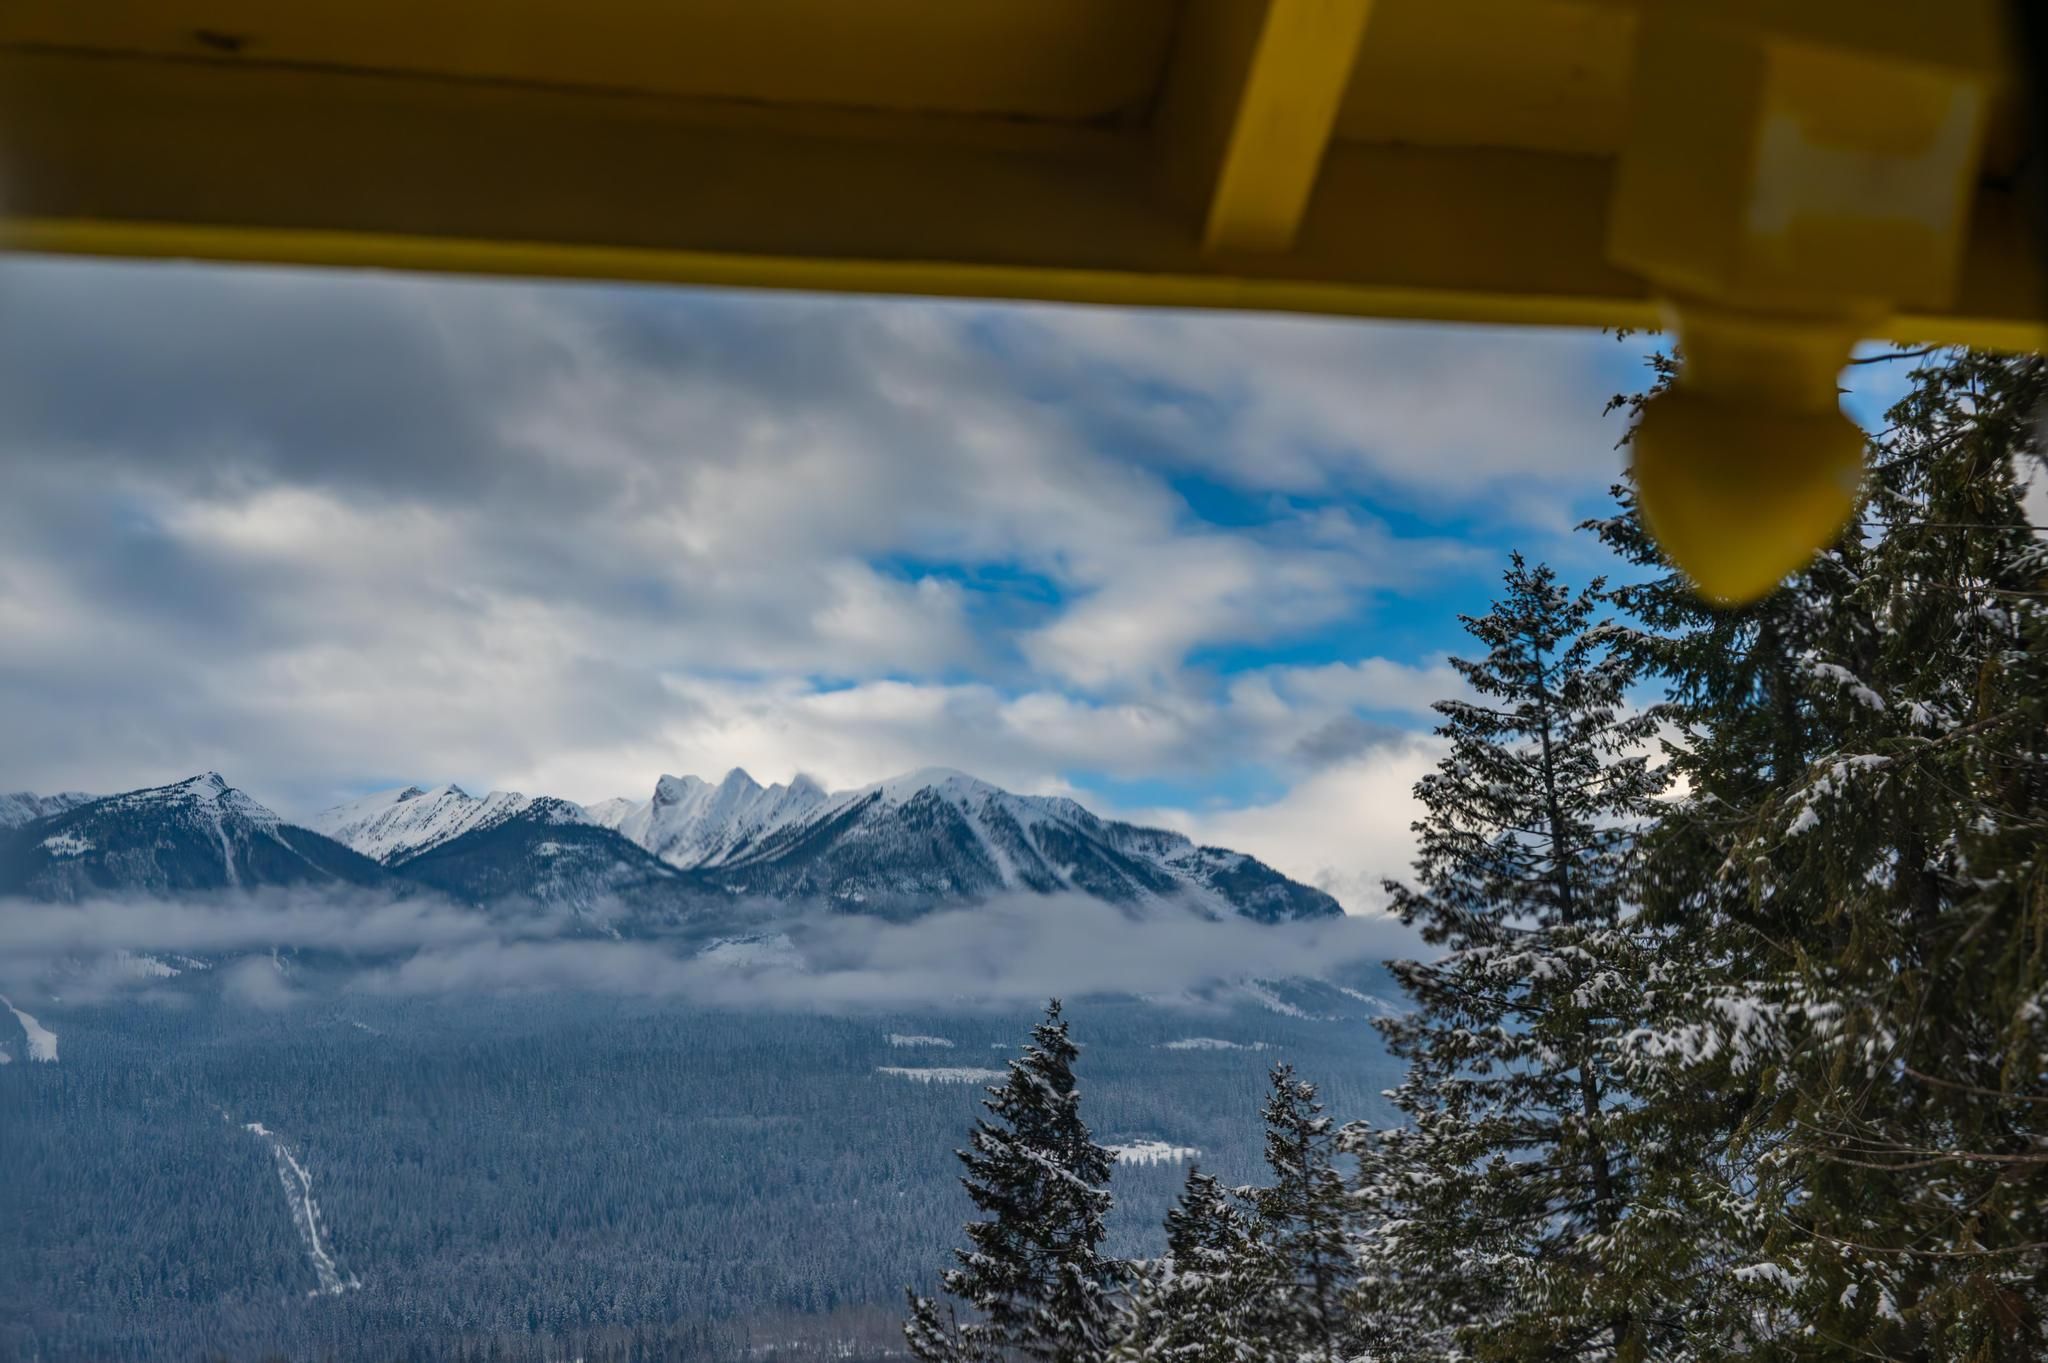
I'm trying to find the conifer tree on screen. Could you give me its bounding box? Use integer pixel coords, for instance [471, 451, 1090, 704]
[1578, 348, 1857, 1353]
[905, 1000, 1122, 1363]
[1110, 1169, 1260, 1363]
[1366, 555, 1673, 1359]
[1243, 1067, 1352, 1363]
[1612, 351, 2048, 1356]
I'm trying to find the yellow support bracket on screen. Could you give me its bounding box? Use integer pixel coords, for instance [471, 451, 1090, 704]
[1155, 0, 1376, 254]
[1608, 0, 2003, 604]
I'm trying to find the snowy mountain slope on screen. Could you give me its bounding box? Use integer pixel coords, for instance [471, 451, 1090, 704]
[306, 785, 568, 865]
[579, 797, 640, 831]
[0, 774, 390, 900]
[392, 798, 710, 926]
[0, 791, 97, 830]
[613, 766, 1342, 921]
[615, 769, 830, 869]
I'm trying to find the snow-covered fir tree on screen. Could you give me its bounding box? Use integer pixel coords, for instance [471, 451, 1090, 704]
[905, 1000, 1123, 1363]
[1242, 1067, 1353, 1363]
[1363, 555, 1673, 1360]
[1580, 347, 1858, 1353]
[1606, 350, 2048, 1357]
[1109, 1169, 1261, 1363]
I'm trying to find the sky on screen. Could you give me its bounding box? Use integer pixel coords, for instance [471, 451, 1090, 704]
[0, 256, 1928, 912]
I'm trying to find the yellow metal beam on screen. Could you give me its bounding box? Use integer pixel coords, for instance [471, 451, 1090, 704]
[1153, 0, 1376, 254]
[0, 46, 2038, 349]
[0, 48, 1643, 325]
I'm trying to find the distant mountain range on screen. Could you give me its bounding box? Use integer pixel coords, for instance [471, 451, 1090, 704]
[0, 768, 1343, 921]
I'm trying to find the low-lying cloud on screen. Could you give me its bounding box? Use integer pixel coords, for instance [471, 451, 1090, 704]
[0, 890, 1421, 1012]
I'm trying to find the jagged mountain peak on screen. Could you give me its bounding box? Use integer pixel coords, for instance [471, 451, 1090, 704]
[501, 763, 1340, 920]
[621, 766, 830, 871]
[608, 764, 1339, 921]
[652, 773, 705, 801]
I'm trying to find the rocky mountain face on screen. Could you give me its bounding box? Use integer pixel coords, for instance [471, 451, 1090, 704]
[2, 767, 1343, 922]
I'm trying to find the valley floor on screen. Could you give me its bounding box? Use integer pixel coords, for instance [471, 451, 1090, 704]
[0, 982, 1400, 1363]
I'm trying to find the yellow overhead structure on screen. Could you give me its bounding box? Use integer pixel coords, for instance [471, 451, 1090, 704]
[0, 0, 2032, 600]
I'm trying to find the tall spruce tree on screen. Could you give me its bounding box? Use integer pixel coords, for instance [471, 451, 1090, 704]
[1363, 555, 1672, 1360]
[1607, 351, 2048, 1358]
[1109, 1169, 1261, 1363]
[1578, 345, 1859, 1354]
[905, 1000, 1122, 1363]
[1243, 1066, 1353, 1363]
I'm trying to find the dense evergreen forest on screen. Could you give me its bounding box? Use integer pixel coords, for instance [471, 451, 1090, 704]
[904, 349, 2048, 1362]
[0, 984, 1401, 1362]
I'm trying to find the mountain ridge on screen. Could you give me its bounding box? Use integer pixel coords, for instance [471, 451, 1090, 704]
[2, 768, 1343, 921]
[553, 765, 1338, 921]
[0, 774, 390, 900]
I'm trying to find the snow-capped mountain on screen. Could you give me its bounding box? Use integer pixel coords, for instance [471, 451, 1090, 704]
[3, 767, 1339, 921]
[304, 784, 569, 865]
[0, 774, 387, 900]
[616, 770, 830, 869]
[599, 767, 1341, 921]
[389, 796, 700, 922]
[0, 790, 96, 829]
[300, 786, 702, 919]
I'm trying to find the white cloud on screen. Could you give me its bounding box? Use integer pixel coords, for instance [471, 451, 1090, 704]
[985, 305, 1644, 519]
[492, 661, 1454, 817]
[1250, 656, 1466, 717]
[1023, 533, 1380, 689]
[1160, 737, 1445, 915]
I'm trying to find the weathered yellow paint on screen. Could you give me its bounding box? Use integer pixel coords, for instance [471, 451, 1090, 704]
[1155, 0, 1375, 253]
